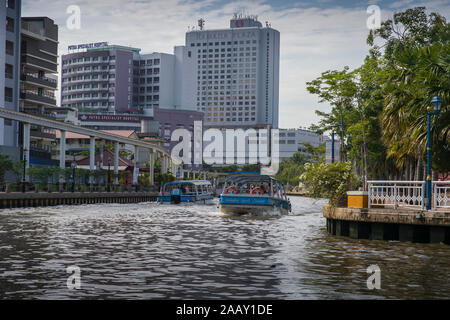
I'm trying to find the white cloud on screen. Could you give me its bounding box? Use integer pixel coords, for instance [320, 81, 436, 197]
[22, 0, 450, 129]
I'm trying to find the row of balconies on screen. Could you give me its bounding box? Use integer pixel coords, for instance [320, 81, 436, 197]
[62, 96, 114, 103]
[62, 68, 115, 76]
[63, 86, 114, 91]
[63, 59, 115, 66]
[21, 55, 57, 73]
[21, 73, 57, 89]
[21, 90, 56, 106]
[63, 77, 114, 83]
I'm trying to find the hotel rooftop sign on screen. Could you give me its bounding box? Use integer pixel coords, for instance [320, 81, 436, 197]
[191, 30, 257, 41]
[78, 114, 141, 122]
[68, 42, 108, 52]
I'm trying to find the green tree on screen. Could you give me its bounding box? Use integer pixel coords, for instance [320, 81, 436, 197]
[275, 151, 308, 185]
[300, 161, 360, 206]
[0, 155, 14, 183]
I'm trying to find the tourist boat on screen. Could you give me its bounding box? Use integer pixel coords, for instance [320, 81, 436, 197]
[219, 172, 291, 215]
[157, 180, 214, 204]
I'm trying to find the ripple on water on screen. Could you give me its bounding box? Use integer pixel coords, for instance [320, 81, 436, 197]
[0, 197, 449, 299]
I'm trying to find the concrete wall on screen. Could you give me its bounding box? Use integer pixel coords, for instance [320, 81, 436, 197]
[257, 28, 279, 128]
[174, 45, 196, 111]
[0, 4, 5, 146]
[0, 145, 21, 182]
[1, 1, 21, 153]
[114, 49, 134, 110]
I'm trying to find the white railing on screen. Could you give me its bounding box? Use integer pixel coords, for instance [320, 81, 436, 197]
[368, 181, 425, 210]
[434, 181, 450, 209]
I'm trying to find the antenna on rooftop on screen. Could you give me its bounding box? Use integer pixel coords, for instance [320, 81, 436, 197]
[198, 18, 205, 30]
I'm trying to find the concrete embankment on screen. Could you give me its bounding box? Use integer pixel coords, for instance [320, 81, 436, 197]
[323, 204, 450, 244]
[0, 192, 158, 209]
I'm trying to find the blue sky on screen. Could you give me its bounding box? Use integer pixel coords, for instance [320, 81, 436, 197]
[23, 0, 450, 129]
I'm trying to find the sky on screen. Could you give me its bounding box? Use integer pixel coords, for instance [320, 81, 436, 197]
[22, 0, 450, 129]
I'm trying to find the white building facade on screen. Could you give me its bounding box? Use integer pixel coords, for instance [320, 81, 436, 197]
[0, 0, 22, 162]
[182, 15, 280, 128]
[278, 128, 325, 161]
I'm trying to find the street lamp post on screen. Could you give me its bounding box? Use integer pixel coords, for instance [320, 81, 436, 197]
[426, 95, 442, 210]
[331, 132, 335, 163]
[70, 161, 76, 192]
[339, 120, 344, 162]
[22, 147, 27, 193]
[107, 159, 111, 192]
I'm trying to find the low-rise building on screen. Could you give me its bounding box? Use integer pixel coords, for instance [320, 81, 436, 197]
[278, 128, 325, 160]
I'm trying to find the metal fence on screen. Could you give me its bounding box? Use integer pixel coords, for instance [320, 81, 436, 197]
[368, 180, 450, 210]
[434, 181, 450, 209]
[368, 181, 425, 210]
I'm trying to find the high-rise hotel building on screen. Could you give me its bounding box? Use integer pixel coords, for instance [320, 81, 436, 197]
[61, 44, 196, 116]
[61, 44, 141, 114]
[185, 15, 280, 128]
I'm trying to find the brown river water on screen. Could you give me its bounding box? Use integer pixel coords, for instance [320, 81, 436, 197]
[0, 196, 448, 299]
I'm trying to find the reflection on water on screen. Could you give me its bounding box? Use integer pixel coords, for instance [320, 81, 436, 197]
[0, 197, 449, 299]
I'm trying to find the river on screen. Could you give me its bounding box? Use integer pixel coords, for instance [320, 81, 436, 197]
[0, 196, 448, 299]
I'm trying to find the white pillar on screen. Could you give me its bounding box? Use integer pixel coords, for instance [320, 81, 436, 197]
[149, 152, 154, 185]
[23, 123, 30, 182]
[60, 130, 66, 169]
[23, 123, 30, 169]
[133, 145, 138, 185]
[89, 136, 95, 184]
[114, 142, 119, 185]
[164, 156, 169, 174]
[59, 130, 66, 183]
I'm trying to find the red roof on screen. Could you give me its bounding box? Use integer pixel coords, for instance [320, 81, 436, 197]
[55, 130, 136, 139]
[75, 149, 133, 167]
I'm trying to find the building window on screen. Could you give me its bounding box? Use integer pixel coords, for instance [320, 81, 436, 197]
[5, 87, 13, 102]
[5, 40, 14, 55]
[5, 64, 13, 79]
[6, 0, 15, 9]
[6, 17, 14, 32]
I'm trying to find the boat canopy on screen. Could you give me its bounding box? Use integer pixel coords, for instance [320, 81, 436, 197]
[225, 172, 275, 184]
[164, 180, 211, 186]
[222, 172, 288, 200]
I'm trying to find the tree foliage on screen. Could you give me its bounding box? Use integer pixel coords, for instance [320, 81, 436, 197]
[307, 6, 449, 180]
[300, 161, 360, 206]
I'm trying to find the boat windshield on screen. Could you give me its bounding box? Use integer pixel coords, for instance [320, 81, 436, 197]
[164, 181, 212, 195]
[223, 173, 287, 199]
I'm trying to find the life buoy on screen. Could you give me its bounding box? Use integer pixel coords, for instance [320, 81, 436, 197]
[251, 187, 264, 195]
[225, 186, 238, 194]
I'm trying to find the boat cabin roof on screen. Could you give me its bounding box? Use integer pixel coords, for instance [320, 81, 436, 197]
[225, 172, 278, 184]
[164, 180, 211, 186]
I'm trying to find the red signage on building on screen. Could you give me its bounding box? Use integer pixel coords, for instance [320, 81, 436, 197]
[78, 114, 140, 122]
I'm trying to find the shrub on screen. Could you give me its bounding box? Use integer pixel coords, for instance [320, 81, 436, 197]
[300, 161, 361, 206]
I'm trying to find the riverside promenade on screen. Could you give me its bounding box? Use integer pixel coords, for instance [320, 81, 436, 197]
[0, 186, 158, 209]
[324, 204, 450, 244]
[323, 180, 450, 244]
